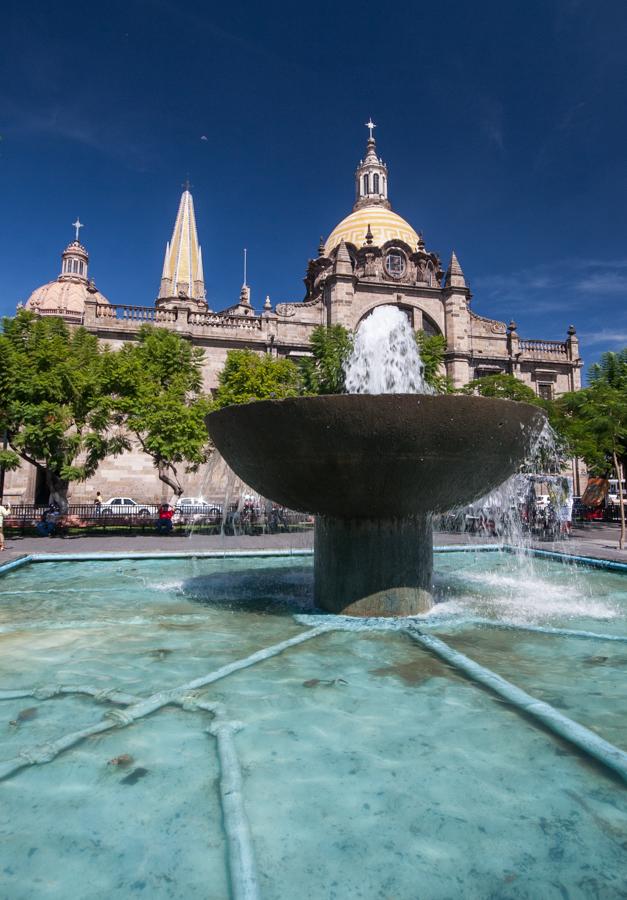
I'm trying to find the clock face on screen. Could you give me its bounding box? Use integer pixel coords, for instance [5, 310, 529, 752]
[385, 251, 406, 277]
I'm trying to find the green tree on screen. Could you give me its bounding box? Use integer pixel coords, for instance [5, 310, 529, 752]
[212, 349, 304, 409]
[460, 372, 542, 404]
[588, 348, 627, 390]
[300, 324, 353, 394]
[0, 310, 127, 511]
[555, 381, 627, 548]
[111, 326, 212, 498]
[415, 331, 453, 393]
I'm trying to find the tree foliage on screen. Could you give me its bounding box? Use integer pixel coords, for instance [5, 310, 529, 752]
[110, 326, 212, 497]
[588, 349, 627, 391]
[299, 324, 353, 394]
[554, 383, 626, 472]
[460, 372, 542, 404]
[415, 331, 453, 393]
[555, 379, 627, 547]
[0, 310, 127, 510]
[212, 349, 304, 409]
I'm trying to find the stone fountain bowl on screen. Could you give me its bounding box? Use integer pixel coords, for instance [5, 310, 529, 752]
[206, 395, 546, 518]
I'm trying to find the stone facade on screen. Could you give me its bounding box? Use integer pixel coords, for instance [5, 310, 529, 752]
[5, 128, 582, 504]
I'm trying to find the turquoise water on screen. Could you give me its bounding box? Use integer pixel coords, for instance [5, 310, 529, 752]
[0, 552, 626, 899]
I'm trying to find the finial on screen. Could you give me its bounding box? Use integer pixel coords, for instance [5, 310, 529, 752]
[264, 294, 272, 310]
[318, 236, 325, 257]
[72, 218, 84, 241]
[365, 224, 373, 246]
[508, 320, 518, 334]
[567, 324, 576, 336]
[182, 177, 192, 192]
[365, 118, 376, 140]
[417, 231, 425, 251]
[243, 248, 248, 287]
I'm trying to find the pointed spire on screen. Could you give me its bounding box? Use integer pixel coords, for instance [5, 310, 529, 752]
[445, 250, 466, 289]
[334, 240, 353, 276]
[158, 188, 205, 301]
[318, 236, 325, 257]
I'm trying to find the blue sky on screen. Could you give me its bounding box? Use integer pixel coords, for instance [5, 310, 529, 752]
[1, 0, 626, 374]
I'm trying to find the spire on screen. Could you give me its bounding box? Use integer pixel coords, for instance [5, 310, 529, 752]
[445, 250, 466, 289]
[158, 188, 205, 302]
[354, 121, 391, 212]
[334, 240, 353, 275]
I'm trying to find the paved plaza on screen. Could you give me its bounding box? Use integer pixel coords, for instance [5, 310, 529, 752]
[1, 522, 625, 567]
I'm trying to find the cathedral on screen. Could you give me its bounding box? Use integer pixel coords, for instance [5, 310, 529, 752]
[7, 126, 583, 503]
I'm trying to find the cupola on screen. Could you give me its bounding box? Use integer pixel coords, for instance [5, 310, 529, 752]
[354, 120, 391, 211]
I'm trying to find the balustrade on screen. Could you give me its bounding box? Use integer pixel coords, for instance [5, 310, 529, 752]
[187, 311, 262, 330]
[519, 339, 567, 355]
[94, 304, 177, 323]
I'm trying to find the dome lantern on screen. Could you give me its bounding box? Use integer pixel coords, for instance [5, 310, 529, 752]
[354, 120, 391, 212]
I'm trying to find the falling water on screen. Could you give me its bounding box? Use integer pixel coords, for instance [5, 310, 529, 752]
[344, 305, 435, 395]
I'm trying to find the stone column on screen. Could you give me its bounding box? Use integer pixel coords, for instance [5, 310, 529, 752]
[314, 514, 433, 616]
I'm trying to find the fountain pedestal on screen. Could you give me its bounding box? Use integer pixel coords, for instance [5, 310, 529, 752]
[206, 394, 546, 618]
[315, 515, 433, 616]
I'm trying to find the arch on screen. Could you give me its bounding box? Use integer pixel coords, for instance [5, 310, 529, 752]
[355, 300, 444, 336]
[363, 174, 369, 194]
[373, 173, 380, 193]
[421, 312, 441, 337]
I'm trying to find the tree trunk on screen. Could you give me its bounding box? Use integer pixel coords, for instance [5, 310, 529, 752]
[47, 471, 70, 514]
[612, 451, 625, 551]
[157, 462, 183, 498]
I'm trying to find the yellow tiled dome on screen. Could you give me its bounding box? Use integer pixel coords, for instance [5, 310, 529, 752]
[325, 205, 420, 255]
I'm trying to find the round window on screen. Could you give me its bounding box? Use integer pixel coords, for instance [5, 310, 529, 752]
[385, 251, 406, 277]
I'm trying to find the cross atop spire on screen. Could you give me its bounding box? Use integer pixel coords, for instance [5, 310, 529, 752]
[72, 218, 84, 241]
[365, 118, 376, 140]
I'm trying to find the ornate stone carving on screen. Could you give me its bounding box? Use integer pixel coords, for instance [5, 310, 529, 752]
[275, 303, 296, 317]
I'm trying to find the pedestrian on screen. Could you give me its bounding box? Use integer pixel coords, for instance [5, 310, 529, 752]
[0, 500, 12, 551]
[94, 491, 103, 507]
[156, 503, 174, 535]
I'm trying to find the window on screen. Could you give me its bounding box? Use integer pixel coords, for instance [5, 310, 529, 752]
[373, 173, 379, 193]
[385, 250, 406, 277]
[538, 383, 554, 401]
[363, 174, 369, 194]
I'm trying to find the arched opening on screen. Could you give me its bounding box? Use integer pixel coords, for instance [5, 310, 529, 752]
[373, 173, 380, 193]
[421, 313, 441, 337]
[363, 174, 369, 194]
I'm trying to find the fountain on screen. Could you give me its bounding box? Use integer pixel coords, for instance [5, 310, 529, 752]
[206, 307, 546, 616]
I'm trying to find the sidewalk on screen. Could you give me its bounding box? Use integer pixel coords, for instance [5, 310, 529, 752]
[1, 522, 625, 567]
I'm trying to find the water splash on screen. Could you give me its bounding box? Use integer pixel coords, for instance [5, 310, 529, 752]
[345, 306, 435, 395]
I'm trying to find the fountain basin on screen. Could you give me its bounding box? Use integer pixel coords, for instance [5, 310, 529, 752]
[206, 395, 545, 517]
[206, 395, 546, 614]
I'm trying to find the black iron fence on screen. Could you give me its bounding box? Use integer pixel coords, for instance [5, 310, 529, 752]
[3, 504, 314, 537]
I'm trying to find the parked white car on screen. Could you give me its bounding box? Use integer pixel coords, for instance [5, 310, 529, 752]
[174, 497, 222, 516]
[100, 497, 151, 516]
